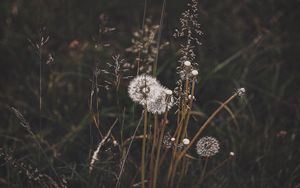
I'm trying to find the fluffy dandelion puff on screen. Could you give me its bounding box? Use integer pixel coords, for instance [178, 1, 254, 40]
[196, 136, 220, 157]
[128, 74, 160, 105]
[146, 87, 174, 114]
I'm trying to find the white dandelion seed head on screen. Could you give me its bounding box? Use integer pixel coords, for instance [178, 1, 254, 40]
[128, 74, 160, 105]
[236, 88, 246, 97]
[171, 137, 176, 142]
[229, 152, 235, 156]
[184, 61, 191, 66]
[191, 70, 198, 76]
[182, 138, 190, 145]
[196, 136, 220, 157]
[146, 86, 175, 114]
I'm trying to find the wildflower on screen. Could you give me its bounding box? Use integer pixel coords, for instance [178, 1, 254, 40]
[196, 136, 220, 157]
[128, 74, 175, 114]
[128, 74, 160, 105]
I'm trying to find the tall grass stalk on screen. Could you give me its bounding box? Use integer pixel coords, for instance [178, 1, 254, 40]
[168, 93, 238, 187]
[141, 105, 148, 188]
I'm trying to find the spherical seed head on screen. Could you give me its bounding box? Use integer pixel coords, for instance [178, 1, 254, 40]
[146, 86, 175, 114]
[171, 137, 175, 142]
[191, 70, 198, 76]
[229, 152, 235, 156]
[183, 138, 190, 145]
[196, 136, 220, 157]
[128, 74, 160, 105]
[184, 61, 191, 66]
[236, 88, 246, 97]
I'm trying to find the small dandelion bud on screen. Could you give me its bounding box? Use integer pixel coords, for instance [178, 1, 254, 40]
[182, 138, 190, 145]
[113, 140, 118, 146]
[171, 137, 175, 142]
[196, 136, 220, 157]
[184, 61, 191, 66]
[188, 95, 195, 100]
[191, 70, 198, 76]
[229, 152, 235, 156]
[236, 88, 246, 97]
[165, 89, 173, 95]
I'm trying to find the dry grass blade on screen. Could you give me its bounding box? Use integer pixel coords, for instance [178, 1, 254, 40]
[115, 112, 144, 188]
[89, 119, 118, 173]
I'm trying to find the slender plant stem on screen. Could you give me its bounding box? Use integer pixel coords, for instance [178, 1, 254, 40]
[179, 93, 238, 160]
[141, 106, 148, 188]
[149, 114, 158, 188]
[199, 157, 209, 185]
[169, 93, 238, 187]
[115, 112, 144, 188]
[153, 0, 167, 76]
[153, 110, 168, 188]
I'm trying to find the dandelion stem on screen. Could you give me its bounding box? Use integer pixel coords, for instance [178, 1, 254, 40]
[153, 109, 168, 188]
[199, 157, 209, 185]
[169, 93, 238, 187]
[141, 106, 148, 188]
[179, 93, 238, 160]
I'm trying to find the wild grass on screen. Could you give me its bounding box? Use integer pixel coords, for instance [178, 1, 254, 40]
[0, 0, 299, 188]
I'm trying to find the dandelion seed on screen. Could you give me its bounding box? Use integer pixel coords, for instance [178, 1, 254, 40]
[196, 136, 220, 157]
[128, 74, 160, 105]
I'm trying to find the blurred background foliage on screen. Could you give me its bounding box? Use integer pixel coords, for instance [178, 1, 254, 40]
[0, 0, 300, 187]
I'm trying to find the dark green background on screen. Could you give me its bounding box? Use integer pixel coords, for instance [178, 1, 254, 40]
[1, 0, 300, 187]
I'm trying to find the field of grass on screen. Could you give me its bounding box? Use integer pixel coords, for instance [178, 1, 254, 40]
[0, 0, 299, 187]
